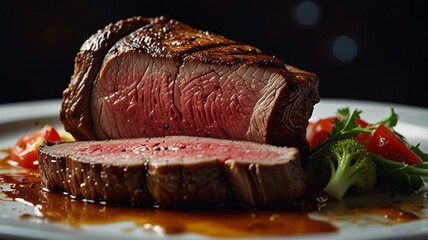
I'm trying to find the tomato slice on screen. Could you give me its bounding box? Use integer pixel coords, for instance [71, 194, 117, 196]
[355, 132, 372, 146]
[10, 125, 61, 169]
[367, 124, 423, 165]
[306, 117, 337, 149]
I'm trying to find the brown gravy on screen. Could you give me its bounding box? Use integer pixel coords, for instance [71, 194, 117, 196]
[0, 157, 425, 238]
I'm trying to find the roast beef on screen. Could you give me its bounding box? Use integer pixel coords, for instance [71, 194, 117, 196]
[38, 136, 306, 208]
[60, 16, 319, 158]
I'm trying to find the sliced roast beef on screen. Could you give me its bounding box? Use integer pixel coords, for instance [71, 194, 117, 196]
[60, 16, 319, 158]
[38, 136, 306, 208]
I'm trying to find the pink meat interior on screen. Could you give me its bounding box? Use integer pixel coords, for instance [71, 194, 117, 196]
[92, 52, 283, 142]
[67, 138, 283, 165]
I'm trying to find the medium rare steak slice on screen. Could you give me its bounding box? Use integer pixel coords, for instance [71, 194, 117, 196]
[38, 136, 306, 208]
[60, 16, 319, 158]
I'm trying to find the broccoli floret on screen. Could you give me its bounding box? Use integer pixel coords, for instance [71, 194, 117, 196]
[321, 139, 377, 200]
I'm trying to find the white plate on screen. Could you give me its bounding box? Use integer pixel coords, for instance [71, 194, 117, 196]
[0, 99, 428, 240]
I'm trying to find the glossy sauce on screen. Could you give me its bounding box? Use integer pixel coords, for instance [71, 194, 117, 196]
[0, 157, 336, 237]
[321, 202, 421, 226]
[0, 156, 425, 238]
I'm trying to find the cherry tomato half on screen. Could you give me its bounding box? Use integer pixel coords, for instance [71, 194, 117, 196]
[367, 124, 423, 165]
[10, 125, 61, 169]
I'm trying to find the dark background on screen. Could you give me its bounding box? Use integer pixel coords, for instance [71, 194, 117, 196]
[1, 0, 426, 108]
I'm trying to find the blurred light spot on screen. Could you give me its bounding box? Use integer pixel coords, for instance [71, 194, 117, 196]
[332, 35, 358, 62]
[296, 1, 320, 26]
